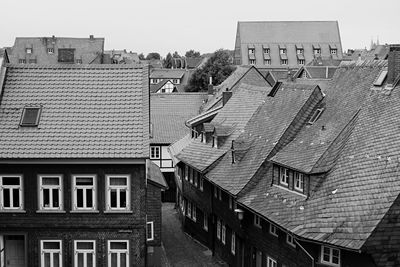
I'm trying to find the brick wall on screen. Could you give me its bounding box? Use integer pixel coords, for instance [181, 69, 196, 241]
[146, 182, 162, 247]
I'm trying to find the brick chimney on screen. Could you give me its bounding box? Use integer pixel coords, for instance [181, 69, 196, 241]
[387, 44, 400, 85]
[89, 35, 94, 39]
[208, 76, 213, 95]
[222, 88, 232, 106]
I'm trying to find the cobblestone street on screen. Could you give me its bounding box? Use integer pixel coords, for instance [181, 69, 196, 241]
[161, 203, 226, 267]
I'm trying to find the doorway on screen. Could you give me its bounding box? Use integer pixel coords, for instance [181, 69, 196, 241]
[3, 235, 25, 267]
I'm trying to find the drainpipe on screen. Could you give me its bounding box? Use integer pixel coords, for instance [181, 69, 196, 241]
[294, 239, 314, 267]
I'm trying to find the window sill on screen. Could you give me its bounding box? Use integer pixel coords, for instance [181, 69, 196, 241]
[70, 210, 100, 214]
[36, 210, 66, 214]
[0, 209, 26, 213]
[104, 210, 133, 214]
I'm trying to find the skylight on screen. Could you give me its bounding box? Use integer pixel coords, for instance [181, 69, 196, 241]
[373, 70, 388, 86]
[20, 107, 41, 127]
[308, 108, 324, 124]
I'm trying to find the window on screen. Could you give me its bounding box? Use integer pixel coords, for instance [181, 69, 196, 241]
[106, 175, 130, 211]
[286, 234, 296, 247]
[248, 48, 255, 54]
[229, 196, 233, 210]
[29, 59, 37, 64]
[279, 48, 286, 54]
[0, 176, 23, 211]
[249, 59, 256, 65]
[294, 173, 304, 192]
[199, 176, 203, 191]
[150, 78, 159, 84]
[39, 175, 63, 211]
[298, 59, 305, 65]
[254, 214, 261, 228]
[187, 201, 192, 217]
[19, 59, 26, 64]
[194, 171, 198, 187]
[221, 224, 226, 244]
[321, 246, 340, 266]
[192, 205, 197, 221]
[281, 59, 288, 65]
[41, 240, 62, 267]
[280, 167, 288, 186]
[308, 108, 324, 124]
[218, 188, 222, 201]
[267, 256, 277, 267]
[189, 168, 194, 184]
[231, 232, 236, 254]
[26, 48, 32, 54]
[263, 48, 270, 54]
[160, 82, 175, 93]
[264, 59, 271, 65]
[214, 186, 218, 198]
[47, 48, 54, 54]
[172, 79, 180, 84]
[203, 214, 208, 231]
[330, 49, 337, 55]
[58, 48, 75, 63]
[108, 241, 129, 267]
[74, 240, 96, 267]
[212, 136, 218, 148]
[185, 165, 188, 181]
[216, 219, 221, 240]
[314, 48, 321, 55]
[297, 48, 303, 54]
[181, 199, 186, 214]
[72, 175, 96, 211]
[269, 224, 278, 237]
[150, 146, 160, 159]
[76, 59, 82, 64]
[147, 221, 154, 241]
[20, 107, 41, 126]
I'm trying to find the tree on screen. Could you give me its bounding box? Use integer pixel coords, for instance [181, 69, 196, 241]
[145, 52, 161, 60]
[163, 53, 173, 68]
[185, 50, 201, 58]
[138, 53, 145, 60]
[185, 49, 236, 92]
[172, 51, 181, 58]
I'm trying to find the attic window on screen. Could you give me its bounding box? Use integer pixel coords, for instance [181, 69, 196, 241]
[308, 108, 324, 124]
[47, 48, 54, 54]
[373, 70, 388, 86]
[26, 48, 32, 54]
[20, 107, 41, 126]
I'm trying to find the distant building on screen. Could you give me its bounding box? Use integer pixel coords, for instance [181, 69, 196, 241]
[8, 35, 104, 64]
[234, 21, 343, 68]
[344, 44, 390, 61]
[0, 48, 9, 67]
[104, 49, 140, 64]
[149, 69, 192, 93]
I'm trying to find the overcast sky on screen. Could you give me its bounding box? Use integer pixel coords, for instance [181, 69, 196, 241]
[1, 0, 399, 57]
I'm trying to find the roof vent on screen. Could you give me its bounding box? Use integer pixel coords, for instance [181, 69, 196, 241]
[20, 107, 41, 127]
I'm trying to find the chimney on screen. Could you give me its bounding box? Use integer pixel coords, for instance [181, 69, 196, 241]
[89, 35, 94, 39]
[208, 76, 213, 95]
[387, 44, 400, 85]
[222, 88, 232, 106]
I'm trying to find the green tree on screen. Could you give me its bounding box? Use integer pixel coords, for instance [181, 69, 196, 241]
[145, 52, 161, 60]
[185, 49, 236, 92]
[185, 50, 201, 58]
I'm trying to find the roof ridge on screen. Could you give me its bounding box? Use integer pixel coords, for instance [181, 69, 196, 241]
[5, 63, 146, 69]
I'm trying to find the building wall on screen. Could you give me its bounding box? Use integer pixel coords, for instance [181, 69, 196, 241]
[0, 163, 146, 267]
[146, 182, 162, 267]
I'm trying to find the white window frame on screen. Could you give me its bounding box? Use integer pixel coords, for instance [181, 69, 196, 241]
[314, 48, 321, 55]
[321, 245, 340, 266]
[297, 49, 304, 55]
[184, 165, 189, 181]
[249, 59, 256, 65]
[26, 48, 32, 54]
[298, 59, 305, 65]
[309, 108, 324, 124]
[214, 185, 218, 198]
[199, 176, 203, 191]
[0, 175, 24, 211]
[231, 232, 236, 254]
[229, 196, 233, 210]
[147, 221, 154, 241]
[47, 48, 54, 54]
[105, 175, 131, 212]
[280, 167, 288, 186]
[248, 48, 255, 54]
[218, 188, 222, 201]
[150, 146, 160, 159]
[254, 214, 261, 228]
[263, 48, 270, 54]
[216, 219, 221, 240]
[286, 234, 296, 247]
[267, 256, 277, 267]
[74, 240, 96, 267]
[38, 175, 63, 211]
[294, 172, 304, 192]
[203, 214, 208, 231]
[330, 49, 337, 55]
[192, 205, 197, 222]
[108, 240, 129, 267]
[269, 224, 278, 237]
[264, 59, 271, 65]
[41, 240, 62, 267]
[281, 59, 288, 65]
[279, 48, 286, 55]
[72, 175, 97, 211]
[221, 224, 226, 244]
[187, 201, 192, 217]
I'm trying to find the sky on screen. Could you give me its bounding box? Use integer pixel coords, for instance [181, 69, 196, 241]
[1, 0, 399, 57]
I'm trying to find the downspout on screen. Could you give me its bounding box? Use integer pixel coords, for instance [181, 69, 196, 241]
[294, 239, 315, 267]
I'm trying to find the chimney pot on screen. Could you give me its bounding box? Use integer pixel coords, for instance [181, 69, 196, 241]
[90, 35, 94, 39]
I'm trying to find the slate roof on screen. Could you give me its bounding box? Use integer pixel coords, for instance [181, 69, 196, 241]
[185, 57, 203, 69]
[0, 64, 149, 159]
[168, 134, 192, 165]
[234, 21, 343, 67]
[8, 36, 105, 64]
[206, 83, 323, 195]
[150, 69, 186, 79]
[147, 160, 168, 189]
[149, 68, 193, 93]
[294, 66, 338, 79]
[239, 60, 395, 250]
[150, 93, 207, 144]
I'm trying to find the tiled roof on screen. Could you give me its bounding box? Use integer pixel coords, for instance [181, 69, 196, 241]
[294, 66, 338, 79]
[147, 160, 168, 189]
[239, 60, 396, 250]
[0, 64, 149, 159]
[235, 21, 343, 67]
[150, 93, 207, 144]
[168, 134, 192, 165]
[185, 57, 203, 69]
[270, 60, 388, 173]
[149, 69, 186, 79]
[207, 83, 323, 195]
[8, 36, 104, 65]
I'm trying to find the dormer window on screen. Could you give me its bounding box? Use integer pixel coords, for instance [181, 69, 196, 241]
[263, 48, 270, 54]
[308, 108, 324, 124]
[248, 48, 255, 55]
[212, 136, 218, 148]
[264, 59, 271, 65]
[172, 79, 180, 84]
[281, 59, 288, 65]
[20, 107, 41, 127]
[321, 246, 340, 266]
[279, 48, 286, 55]
[47, 48, 54, 54]
[314, 48, 321, 55]
[249, 59, 256, 65]
[294, 173, 304, 192]
[279, 167, 288, 186]
[254, 214, 261, 228]
[26, 48, 32, 54]
[329, 44, 338, 55]
[330, 49, 337, 55]
[296, 48, 303, 55]
[150, 78, 159, 84]
[298, 59, 305, 65]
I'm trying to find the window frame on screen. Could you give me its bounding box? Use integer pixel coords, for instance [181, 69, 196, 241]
[72, 175, 97, 212]
[203, 213, 208, 231]
[320, 245, 340, 266]
[216, 219, 221, 240]
[279, 167, 289, 186]
[20, 106, 42, 127]
[264, 59, 271, 65]
[254, 214, 261, 228]
[199, 176, 203, 191]
[267, 256, 277, 267]
[221, 223, 226, 244]
[105, 175, 131, 212]
[231, 232, 236, 254]
[40, 240, 62, 267]
[281, 59, 288, 65]
[249, 59, 256, 65]
[0, 175, 24, 211]
[286, 234, 296, 247]
[308, 108, 325, 124]
[330, 49, 337, 55]
[269, 224, 278, 237]
[26, 48, 32, 54]
[38, 175, 63, 211]
[294, 172, 304, 192]
[74, 240, 96, 267]
[107, 240, 129, 267]
[150, 146, 161, 159]
[248, 48, 255, 55]
[47, 48, 54, 54]
[147, 221, 154, 241]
